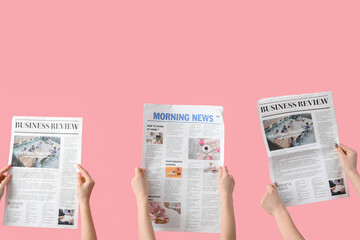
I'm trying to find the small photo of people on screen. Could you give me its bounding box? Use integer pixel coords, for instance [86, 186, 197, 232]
[188, 138, 220, 160]
[263, 113, 316, 151]
[329, 178, 346, 196]
[145, 132, 163, 144]
[148, 201, 180, 227]
[165, 167, 182, 178]
[11, 136, 61, 169]
[58, 209, 75, 225]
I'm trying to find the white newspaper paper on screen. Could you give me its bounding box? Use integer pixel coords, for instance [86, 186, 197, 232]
[258, 92, 349, 206]
[3, 116, 82, 228]
[142, 104, 224, 233]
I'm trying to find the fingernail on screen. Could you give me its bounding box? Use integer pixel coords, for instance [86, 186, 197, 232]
[335, 143, 339, 148]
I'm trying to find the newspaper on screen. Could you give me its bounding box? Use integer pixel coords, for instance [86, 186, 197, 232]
[3, 116, 82, 228]
[142, 104, 224, 233]
[258, 92, 349, 206]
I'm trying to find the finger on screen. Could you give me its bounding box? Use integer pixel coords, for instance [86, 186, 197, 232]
[218, 166, 223, 179]
[0, 175, 5, 182]
[77, 164, 92, 181]
[271, 182, 277, 189]
[0, 174, 12, 187]
[0, 165, 11, 175]
[339, 144, 354, 154]
[223, 166, 229, 175]
[76, 172, 82, 186]
[335, 144, 346, 159]
[135, 167, 141, 176]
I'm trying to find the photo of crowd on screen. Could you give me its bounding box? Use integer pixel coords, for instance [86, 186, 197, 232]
[263, 113, 316, 151]
[11, 136, 61, 169]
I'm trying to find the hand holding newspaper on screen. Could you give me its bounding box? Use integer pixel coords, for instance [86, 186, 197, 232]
[258, 92, 348, 206]
[3, 116, 82, 228]
[142, 104, 224, 233]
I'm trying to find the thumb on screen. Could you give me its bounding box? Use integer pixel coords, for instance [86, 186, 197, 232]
[335, 143, 346, 161]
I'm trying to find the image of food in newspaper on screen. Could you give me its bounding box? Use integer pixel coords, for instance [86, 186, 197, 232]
[149, 201, 180, 227]
[164, 202, 181, 214]
[58, 209, 75, 225]
[11, 136, 61, 168]
[145, 132, 163, 144]
[188, 138, 220, 160]
[203, 161, 219, 174]
[263, 113, 316, 151]
[329, 178, 346, 196]
[165, 167, 182, 178]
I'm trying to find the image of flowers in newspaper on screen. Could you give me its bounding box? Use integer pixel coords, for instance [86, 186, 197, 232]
[263, 113, 316, 151]
[188, 138, 220, 160]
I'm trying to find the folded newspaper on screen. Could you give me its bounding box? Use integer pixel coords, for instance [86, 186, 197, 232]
[3, 116, 82, 228]
[142, 104, 224, 233]
[258, 92, 349, 206]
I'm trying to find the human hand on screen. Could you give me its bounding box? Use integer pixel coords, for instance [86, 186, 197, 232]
[335, 143, 358, 175]
[218, 166, 235, 200]
[131, 167, 149, 203]
[76, 164, 95, 204]
[261, 183, 286, 216]
[0, 165, 12, 201]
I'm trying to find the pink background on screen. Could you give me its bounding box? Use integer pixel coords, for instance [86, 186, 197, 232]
[0, 1, 359, 239]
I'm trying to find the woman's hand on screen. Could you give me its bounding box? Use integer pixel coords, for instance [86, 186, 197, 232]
[132, 168, 149, 202]
[218, 166, 235, 199]
[335, 143, 358, 175]
[0, 165, 12, 201]
[261, 183, 286, 216]
[76, 164, 95, 204]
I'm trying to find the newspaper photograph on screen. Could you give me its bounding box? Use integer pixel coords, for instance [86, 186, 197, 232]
[258, 92, 349, 206]
[142, 104, 224, 233]
[3, 116, 82, 228]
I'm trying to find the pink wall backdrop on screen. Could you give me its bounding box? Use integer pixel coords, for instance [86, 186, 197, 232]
[0, 1, 359, 239]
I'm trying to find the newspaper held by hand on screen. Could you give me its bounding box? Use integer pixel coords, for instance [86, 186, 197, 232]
[3, 116, 82, 228]
[143, 104, 224, 233]
[258, 92, 348, 206]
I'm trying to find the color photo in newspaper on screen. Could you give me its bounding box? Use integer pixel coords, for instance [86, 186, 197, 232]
[258, 92, 349, 206]
[3, 116, 82, 228]
[142, 104, 224, 233]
